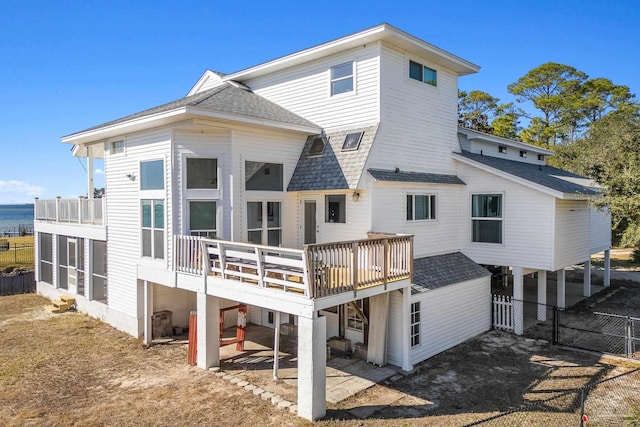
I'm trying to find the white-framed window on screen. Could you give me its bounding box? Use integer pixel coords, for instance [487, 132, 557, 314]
[189, 201, 217, 238]
[142, 199, 165, 259]
[187, 158, 217, 189]
[409, 60, 437, 86]
[39, 232, 53, 284]
[330, 62, 353, 96]
[109, 140, 125, 155]
[520, 150, 527, 158]
[247, 201, 282, 246]
[406, 194, 436, 221]
[140, 160, 164, 190]
[411, 302, 421, 347]
[92, 240, 107, 303]
[471, 194, 503, 244]
[498, 146, 507, 154]
[325, 195, 346, 223]
[245, 161, 283, 191]
[342, 132, 363, 151]
[347, 300, 365, 332]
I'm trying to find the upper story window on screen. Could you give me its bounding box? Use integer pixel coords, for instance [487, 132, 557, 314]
[409, 60, 437, 86]
[142, 199, 164, 259]
[330, 62, 353, 96]
[110, 140, 124, 155]
[520, 150, 527, 158]
[538, 154, 545, 161]
[407, 194, 436, 221]
[498, 146, 507, 154]
[247, 201, 282, 246]
[245, 161, 283, 191]
[471, 194, 502, 244]
[325, 195, 346, 223]
[307, 135, 327, 156]
[342, 132, 363, 151]
[189, 201, 217, 238]
[187, 158, 217, 189]
[140, 160, 164, 190]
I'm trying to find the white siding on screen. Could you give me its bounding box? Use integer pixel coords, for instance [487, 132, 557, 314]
[589, 205, 611, 253]
[466, 140, 545, 165]
[458, 164, 555, 270]
[153, 285, 196, 328]
[411, 277, 491, 364]
[246, 44, 380, 130]
[368, 44, 460, 175]
[386, 290, 405, 367]
[370, 181, 463, 257]
[104, 128, 172, 320]
[553, 199, 593, 269]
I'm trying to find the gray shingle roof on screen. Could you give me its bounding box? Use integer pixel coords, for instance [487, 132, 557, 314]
[368, 168, 465, 185]
[66, 83, 319, 137]
[287, 125, 378, 191]
[456, 151, 600, 196]
[411, 252, 490, 294]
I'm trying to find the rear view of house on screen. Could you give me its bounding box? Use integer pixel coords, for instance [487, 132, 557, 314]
[34, 23, 611, 420]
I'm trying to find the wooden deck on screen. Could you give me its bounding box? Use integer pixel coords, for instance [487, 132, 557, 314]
[174, 235, 413, 299]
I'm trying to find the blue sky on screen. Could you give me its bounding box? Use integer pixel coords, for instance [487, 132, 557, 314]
[1, 0, 638, 203]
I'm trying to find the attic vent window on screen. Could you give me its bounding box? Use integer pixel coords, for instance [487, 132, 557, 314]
[498, 146, 507, 154]
[520, 150, 527, 158]
[110, 140, 124, 155]
[307, 135, 327, 156]
[538, 154, 545, 161]
[342, 132, 363, 151]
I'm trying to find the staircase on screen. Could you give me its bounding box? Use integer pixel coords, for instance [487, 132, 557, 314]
[45, 296, 76, 313]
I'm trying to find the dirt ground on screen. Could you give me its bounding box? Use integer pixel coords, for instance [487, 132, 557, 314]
[1, 283, 639, 426]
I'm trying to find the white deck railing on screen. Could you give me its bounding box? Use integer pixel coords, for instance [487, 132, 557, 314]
[174, 234, 414, 300]
[35, 197, 105, 225]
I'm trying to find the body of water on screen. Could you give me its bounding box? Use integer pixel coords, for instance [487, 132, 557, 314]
[0, 204, 34, 235]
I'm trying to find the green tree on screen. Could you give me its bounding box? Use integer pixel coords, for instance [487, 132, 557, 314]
[458, 90, 498, 133]
[579, 77, 637, 123]
[508, 62, 587, 145]
[491, 102, 521, 139]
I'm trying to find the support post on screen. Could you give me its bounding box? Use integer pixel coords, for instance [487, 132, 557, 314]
[537, 271, 547, 321]
[583, 259, 591, 297]
[196, 292, 220, 369]
[604, 249, 611, 288]
[87, 154, 94, 200]
[513, 267, 524, 335]
[557, 269, 566, 309]
[273, 311, 280, 380]
[297, 313, 326, 421]
[143, 281, 153, 345]
[401, 285, 413, 372]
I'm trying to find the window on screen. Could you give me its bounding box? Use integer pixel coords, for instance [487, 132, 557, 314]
[498, 146, 507, 154]
[409, 60, 437, 86]
[39, 233, 53, 284]
[92, 241, 107, 303]
[142, 199, 165, 259]
[406, 194, 436, 221]
[189, 201, 217, 238]
[110, 140, 124, 155]
[471, 194, 503, 244]
[330, 62, 353, 96]
[247, 201, 282, 246]
[411, 302, 421, 347]
[140, 160, 164, 190]
[347, 300, 364, 331]
[307, 135, 327, 156]
[538, 154, 545, 161]
[342, 132, 363, 151]
[520, 150, 527, 158]
[325, 195, 346, 223]
[57, 236, 68, 290]
[245, 161, 283, 191]
[187, 158, 217, 189]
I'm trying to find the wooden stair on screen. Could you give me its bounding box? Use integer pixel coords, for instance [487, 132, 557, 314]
[45, 296, 76, 314]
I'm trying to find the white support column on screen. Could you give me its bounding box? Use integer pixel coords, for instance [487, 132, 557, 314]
[196, 292, 220, 370]
[87, 155, 94, 200]
[143, 281, 153, 345]
[583, 259, 592, 297]
[537, 271, 547, 321]
[512, 267, 524, 335]
[273, 311, 281, 380]
[557, 269, 566, 309]
[401, 285, 413, 372]
[604, 250, 611, 288]
[297, 313, 326, 421]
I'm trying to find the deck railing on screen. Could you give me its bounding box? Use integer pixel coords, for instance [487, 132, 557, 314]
[174, 234, 413, 299]
[35, 197, 104, 225]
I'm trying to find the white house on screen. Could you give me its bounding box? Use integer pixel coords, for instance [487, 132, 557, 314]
[34, 23, 611, 421]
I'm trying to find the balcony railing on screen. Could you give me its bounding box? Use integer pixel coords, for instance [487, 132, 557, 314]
[174, 234, 413, 299]
[35, 197, 105, 225]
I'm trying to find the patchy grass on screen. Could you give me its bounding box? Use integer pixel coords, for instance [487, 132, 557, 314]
[592, 247, 640, 271]
[0, 236, 34, 271]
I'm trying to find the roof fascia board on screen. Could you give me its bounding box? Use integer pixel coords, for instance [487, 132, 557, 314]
[459, 128, 555, 155]
[452, 153, 582, 200]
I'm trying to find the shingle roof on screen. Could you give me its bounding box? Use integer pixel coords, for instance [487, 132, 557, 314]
[455, 151, 600, 196]
[66, 83, 319, 137]
[411, 252, 490, 294]
[287, 125, 378, 191]
[368, 168, 465, 185]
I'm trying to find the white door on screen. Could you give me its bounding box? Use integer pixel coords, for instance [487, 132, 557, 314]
[67, 239, 77, 294]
